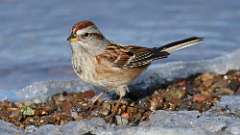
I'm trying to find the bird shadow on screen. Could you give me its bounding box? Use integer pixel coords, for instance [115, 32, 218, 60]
[125, 73, 201, 101]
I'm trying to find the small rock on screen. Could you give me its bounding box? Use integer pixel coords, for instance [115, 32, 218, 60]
[21, 106, 35, 117]
[99, 102, 111, 116]
[193, 95, 208, 103]
[115, 115, 128, 126]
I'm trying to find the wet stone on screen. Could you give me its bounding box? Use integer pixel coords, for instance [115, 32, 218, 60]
[99, 102, 111, 116]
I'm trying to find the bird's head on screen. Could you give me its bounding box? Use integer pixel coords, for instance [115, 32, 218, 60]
[67, 20, 109, 54]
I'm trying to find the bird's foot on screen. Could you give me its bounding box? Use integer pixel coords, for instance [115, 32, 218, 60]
[91, 92, 103, 105]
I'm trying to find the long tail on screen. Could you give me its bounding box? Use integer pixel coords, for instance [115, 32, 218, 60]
[157, 36, 203, 53]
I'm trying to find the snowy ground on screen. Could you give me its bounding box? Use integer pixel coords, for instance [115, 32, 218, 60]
[0, 48, 240, 135]
[1, 96, 240, 135]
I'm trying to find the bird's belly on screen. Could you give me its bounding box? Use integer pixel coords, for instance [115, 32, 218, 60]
[72, 55, 147, 88]
[95, 66, 147, 88]
[75, 67, 98, 84]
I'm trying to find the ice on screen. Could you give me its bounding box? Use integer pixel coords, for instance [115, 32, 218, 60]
[30, 125, 62, 135]
[16, 80, 99, 103]
[0, 120, 23, 135]
[214, 96, 240, 113]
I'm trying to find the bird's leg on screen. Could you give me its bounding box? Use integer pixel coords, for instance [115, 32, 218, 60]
[91, 92, 103, 105]
[115, 85, 129, 107]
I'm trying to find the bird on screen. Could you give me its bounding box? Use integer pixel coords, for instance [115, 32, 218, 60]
[67, 20, 203, 101]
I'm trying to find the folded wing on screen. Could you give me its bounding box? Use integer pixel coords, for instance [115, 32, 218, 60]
[96, 44, 169, 69]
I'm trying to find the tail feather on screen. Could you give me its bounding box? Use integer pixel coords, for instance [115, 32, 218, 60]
[157, 37, 203, 53]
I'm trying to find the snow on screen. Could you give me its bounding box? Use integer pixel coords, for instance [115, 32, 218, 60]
[16, 80, 97, 103]
[0, 120, 23, 135]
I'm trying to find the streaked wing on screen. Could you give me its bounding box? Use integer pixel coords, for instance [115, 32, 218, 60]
[96, 44, 169, 69]
[125, 45, 169, 68]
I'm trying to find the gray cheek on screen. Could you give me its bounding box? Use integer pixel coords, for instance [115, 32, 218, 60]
[77, 35, 82, 41]
[77, 38, 86, 44]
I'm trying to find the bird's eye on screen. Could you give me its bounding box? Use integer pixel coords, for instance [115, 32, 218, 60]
[82, 33, 89, 38]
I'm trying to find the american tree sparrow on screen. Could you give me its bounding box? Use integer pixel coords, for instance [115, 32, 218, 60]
[67, 20, 203, 100]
